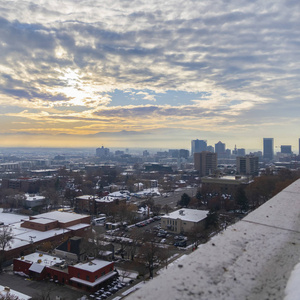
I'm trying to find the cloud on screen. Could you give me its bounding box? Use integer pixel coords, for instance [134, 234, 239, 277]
[0, 0, 299, 148]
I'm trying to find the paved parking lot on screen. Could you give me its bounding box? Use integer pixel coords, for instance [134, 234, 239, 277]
[0, 270, 87, 300]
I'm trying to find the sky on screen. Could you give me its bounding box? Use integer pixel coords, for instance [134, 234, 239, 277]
[0, 0, 299, 152]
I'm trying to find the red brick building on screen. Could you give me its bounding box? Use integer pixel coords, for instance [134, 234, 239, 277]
[13, 253, 116, 292]
[2, 211, 91, 261]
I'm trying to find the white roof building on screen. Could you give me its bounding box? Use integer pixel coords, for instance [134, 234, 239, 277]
[161, 208, 208, 234]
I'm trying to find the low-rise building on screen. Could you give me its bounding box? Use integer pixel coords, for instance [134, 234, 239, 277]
[201, 175, 250, 194]
[13, 252, 116, 292]
[2, 211, 91, 260]
[161, 209, 208, 234]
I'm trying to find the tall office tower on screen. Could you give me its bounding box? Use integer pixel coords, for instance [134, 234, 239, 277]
[191, 139, 207, 156]
[281, 145, 292, 154]
[194, 151, 217, 177]
[236, 155, 259, 175]
[215, 141, 226, 156]
[263, 138, 274, 161]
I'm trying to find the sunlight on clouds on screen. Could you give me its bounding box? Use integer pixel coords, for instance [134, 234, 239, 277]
[0, 0, 299, 148]
[54, 68, 112, 107]
[55, 46, 69, 59]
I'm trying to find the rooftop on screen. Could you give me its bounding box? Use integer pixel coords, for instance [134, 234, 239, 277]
[132, 179, 300, 300]
[73, 259, 112, 272]
[32, 211, 89, 223]
[17, 252, 63, 267]
[162, 208, 208, 222]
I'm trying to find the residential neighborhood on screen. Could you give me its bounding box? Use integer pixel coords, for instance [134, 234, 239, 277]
[0, 145, 300, 299]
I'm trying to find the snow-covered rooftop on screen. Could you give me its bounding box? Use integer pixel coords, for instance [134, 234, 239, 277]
[17, 252, 63, 267]
[132, 179, 300, 300]
[25, 194, 45, 201]
[162, 208, 208, 222]
[73, 259, 112, 272]
[32, 211, 89, 223]
[5, 222, 70, 251]
[28, 218, 56, 225]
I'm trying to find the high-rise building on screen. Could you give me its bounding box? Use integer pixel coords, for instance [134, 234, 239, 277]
[281, 145, 292, 154]
[236, 155, 259, 175]
[299, 138, 300, 155]
[194, 151, 217, 177]
[263, 138, 274, 161]
[191, 140, 207, 156]
[215, 141, 226, 158]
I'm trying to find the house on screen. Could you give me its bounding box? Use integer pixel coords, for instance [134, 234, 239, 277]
[13, 252, 117, 293]
[161, 209, 208, 234]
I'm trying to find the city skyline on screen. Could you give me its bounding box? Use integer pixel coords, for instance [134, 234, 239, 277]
[0, 1, 299, 149]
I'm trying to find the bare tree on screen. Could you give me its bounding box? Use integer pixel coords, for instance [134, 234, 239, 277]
[0, 226, 13, 251]
[139, 239, 160, 278]
[0, 293, 20, 300]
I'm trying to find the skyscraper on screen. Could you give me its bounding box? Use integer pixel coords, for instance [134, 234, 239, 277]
[191, 139, 207, 156]
[194, 151, 217, 177]
[263, 138, 274, 161]
[215, 141, 226, 157]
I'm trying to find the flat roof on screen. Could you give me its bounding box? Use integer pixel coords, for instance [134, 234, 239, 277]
[73, 259, 112, 272]
[18, 252, 63, 267]
[32, 211, 89, 223]
[162, 209, 208, 222]
[27, 218, 56, 225]
[5, 222, 70, 251]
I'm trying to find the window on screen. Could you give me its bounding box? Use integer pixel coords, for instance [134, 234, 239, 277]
[77, 273, 80, 278]
[86, 275, 90, 281]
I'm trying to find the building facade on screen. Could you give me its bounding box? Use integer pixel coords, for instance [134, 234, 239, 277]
[191, 140, 207, 156]
[263, 138, 274, 161]
[236, 155, 259, 175]
[281, 145, 292, 154]
[194, 151, 217, 177]
[161, 209, 208, 234]
[13, 253, 116, 293]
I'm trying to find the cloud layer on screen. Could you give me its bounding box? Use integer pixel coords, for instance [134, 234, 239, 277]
[0, 0, 299, 149]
